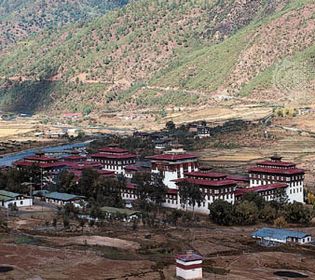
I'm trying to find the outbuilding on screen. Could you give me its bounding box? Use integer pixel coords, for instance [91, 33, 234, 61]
[176, 251, 203, 280]
[0, 190, 33, 208]
[43, 192, 85, 208]
[252, 227, 312, 245]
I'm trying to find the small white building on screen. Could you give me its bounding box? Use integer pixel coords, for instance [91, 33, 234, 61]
[252, 228, 312, 245]
[176, 251, 203, 280]
[39, 191, 85, 208]
[0, 190, 33, 208]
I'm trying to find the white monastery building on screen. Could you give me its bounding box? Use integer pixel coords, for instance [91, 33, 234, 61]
[146, 148, 198, 189]
[248, 155, 304, 203]
[90, 146, 136, 175]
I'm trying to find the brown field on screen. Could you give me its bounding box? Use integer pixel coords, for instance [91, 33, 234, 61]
[1, 209, 315, 280]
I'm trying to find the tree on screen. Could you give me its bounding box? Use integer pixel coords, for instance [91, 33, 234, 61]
[234, 201, 258, 225]
[56, 170, 77, 194]
[78, 168, 100, 197]
[63, 214, 70, 228]
[178, 181, 204, 215]
[259, 204, 277, 223]
[209, 199, 234, 226]
[274, 216, 288, 228]
[94, 177, 125, 208]
[242, 192, 265, 209]
[132, 172, 151, 201]
[167, 209, 183, 226]
[165, 120, 175, 131]
[148, 173, 167, 212]
[284, 202, 312, 224]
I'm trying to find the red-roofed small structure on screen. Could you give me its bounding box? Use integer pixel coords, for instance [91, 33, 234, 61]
[176, 251, 203, 279]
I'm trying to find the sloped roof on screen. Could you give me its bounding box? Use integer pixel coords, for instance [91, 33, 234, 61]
[0, 190, 20, 198]
[252, 227, 310, 240]
[100, 206, 139, 216]
[234, 183, 287, 197]
[45, 192, 84, 201]
[176, 253, 203, 262]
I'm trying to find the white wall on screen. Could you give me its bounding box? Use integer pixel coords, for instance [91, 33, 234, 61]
[2, 198, 33, 208]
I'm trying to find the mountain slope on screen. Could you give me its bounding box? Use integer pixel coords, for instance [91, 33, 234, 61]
[0, 0, 129, 48]
[0, 0, 314, 115]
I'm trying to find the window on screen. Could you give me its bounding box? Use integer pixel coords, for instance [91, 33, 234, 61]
[20, 201, 23, 205]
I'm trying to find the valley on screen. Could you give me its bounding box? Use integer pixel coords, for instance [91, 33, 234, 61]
[0, 0, 314, 121]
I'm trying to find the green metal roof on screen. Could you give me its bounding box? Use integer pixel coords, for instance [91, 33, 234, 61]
[45, 192, 84, 201]
[33, 190, 50, 196]
[0, 190, 20, 198]
[0, 195, 14, 202]
[100, 206, 140, 216]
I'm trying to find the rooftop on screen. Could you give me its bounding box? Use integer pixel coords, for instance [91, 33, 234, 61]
[257, 160, 296, 168]
[24, 155, 58, 162]
[176, 253, 203, 262]
[235, 183, 287, 197]
[175, 178, 237, 188]
[0, 190, 21, 198]
[100, 206, 140, 216]
[146, 153, 197, 162]
[45, 192, 84, 201]
[14, 161, 67, 169]
[252, 227, 310, 240]
[249, 166, 304, 175]
[98, 147, 130, 154]
[185, 171, 227, 179]
[91, 153, 136, 159]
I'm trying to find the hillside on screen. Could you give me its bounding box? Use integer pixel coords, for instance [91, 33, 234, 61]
[0, 0, 314, 119]
[0, 0, 129, 48]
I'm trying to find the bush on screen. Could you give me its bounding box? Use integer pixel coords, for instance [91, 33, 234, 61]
[209, 199, 234, 226]
[284, 202, 312, 224]
[233, 201, 258, 225]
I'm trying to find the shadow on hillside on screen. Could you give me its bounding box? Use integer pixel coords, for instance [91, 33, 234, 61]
[0, 80, 58, 113]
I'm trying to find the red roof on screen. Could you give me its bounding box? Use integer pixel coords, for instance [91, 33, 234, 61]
[174, 178, 237, 188]
[249, 167, 304, 175]
[185, 171, 227, 179]
[146, 153, 197, 162]
[98, 147, 129, 154]
[62, 155, 86, 161]
[70, 169, 115, 178]
[24, 156, 58, 162]
[226, 175, 249, 182]
[91, 153, 136, 160]
[167, 189, 178, 195]
[65, 161, 103, 170]
[126, 183, 137, 190]
[124, 165, 142, 172]
[15, 161, 66, 169]
[258, 161, 296, 168]
[235, 183, 287, 197]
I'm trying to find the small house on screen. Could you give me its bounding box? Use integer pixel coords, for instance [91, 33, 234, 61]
[43, 192, 85, 208]
[252, 227, 312, 245]
[0, 190, 33, 208]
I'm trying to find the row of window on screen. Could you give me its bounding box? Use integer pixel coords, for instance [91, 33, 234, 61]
[92, 159, 135, 165]
[250, 173, 303, 181]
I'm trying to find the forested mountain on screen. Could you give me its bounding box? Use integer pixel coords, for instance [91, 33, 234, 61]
[0, 0, 314, 114]
[0, 0, 129, 48]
